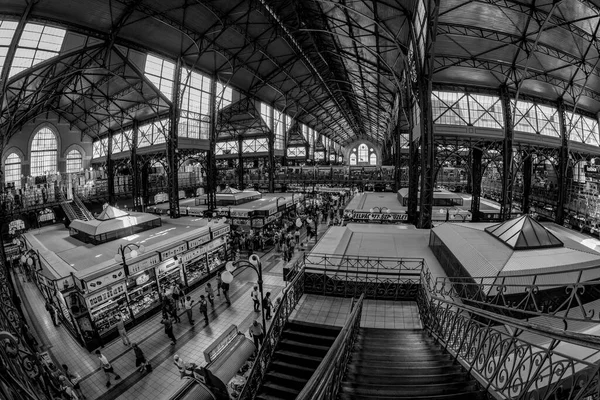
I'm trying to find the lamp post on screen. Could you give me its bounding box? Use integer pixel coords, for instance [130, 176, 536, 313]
[115, 243, 146, 275]
[221, 254, 266, 331]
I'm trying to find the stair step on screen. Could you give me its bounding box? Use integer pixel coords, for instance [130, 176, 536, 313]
[346, 363, 462, 376]
[274, 350, 322, 367]
[265, 371, 309, 389]
[270, 360, 315, 378]
[260, 381, 301, 397]
[283, 329, 338, 345]
[354, 342, 442, 352]
[345, 371, 468, 385]
[341, 381, 478, 397]
[287, 320, 341, 337]
[351, 352, 451, 362]
[280, 339, 330, 355]
[338, 391, 486, 400]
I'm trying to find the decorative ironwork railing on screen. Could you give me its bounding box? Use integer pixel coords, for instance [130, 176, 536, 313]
[0, 248, 57, 399]
[302, 253, 423, 300]
[296, 293, 365, 400]
[432, 265, 600, 329]
[238, 267, 306, 400]
[418, 271, 600, 400]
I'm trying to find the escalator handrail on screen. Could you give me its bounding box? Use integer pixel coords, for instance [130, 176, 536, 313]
[295, 293, 365, 400]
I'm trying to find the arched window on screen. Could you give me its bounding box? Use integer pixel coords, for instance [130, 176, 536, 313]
[358, 144, 368, 163]
[4, 153, 21, 187]
[30, 127, 57, 176]
[66, 149, 82, 173]
[349, 153, 357, 165]
[369, 153, 377, 165]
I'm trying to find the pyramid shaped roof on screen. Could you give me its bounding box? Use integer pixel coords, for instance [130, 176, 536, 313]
[220, 186, 242, 194]
[484, 215, 563, 250]
[96, 205, 130, 221]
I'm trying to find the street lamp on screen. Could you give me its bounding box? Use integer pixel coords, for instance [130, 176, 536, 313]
[221, 254, 266, 331]
[115, 243, 146, 274]
[275, 196, 286, 211]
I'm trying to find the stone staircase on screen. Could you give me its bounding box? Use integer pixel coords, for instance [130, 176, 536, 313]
[339, 328, 485, 400]
[255, 321, 341, 400]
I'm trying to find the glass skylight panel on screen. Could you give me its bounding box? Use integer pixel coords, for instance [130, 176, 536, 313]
[216, 82, 232, 109]
[9, 23, 65, 77]
[0, 20, 17, 72]
[145, 54, 175, 101]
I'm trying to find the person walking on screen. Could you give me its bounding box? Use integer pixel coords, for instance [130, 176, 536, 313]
[171, 283, 182, 310]
[184, 296, 195, 324]
[264, 292, 273, 320]
[206, 283, 215, 308]
[216, 274, 222, 297]
[198, 295, 209, 325]
[95, 350, 121, 388]
[160, 315, 177, 345]
[115, 315, 130, 347]
[61, 364, 86, 399]
[132, 343, 149, 373]
[251, 286, 260, 312]
[45, 301, 59, 326]
[166, 297, 181, 324]
[221, 280, 231, 305]
[249, 320, 264, 352]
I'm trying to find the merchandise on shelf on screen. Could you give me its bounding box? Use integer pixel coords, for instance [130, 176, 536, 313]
[126, 271, 160, 317]
[157, 266, 182, 295]
[207, 245, 227, 271]
[185, 257, 209, 285]
[90, 295, 130, 336]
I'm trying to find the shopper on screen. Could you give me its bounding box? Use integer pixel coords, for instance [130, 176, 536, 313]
[58, 375, 79, 400]
[45, 301, 59, 326]
[221, 280, 231, 305]
[249, 320, 264, 352]
[61, 364, 85, 400]
[216, 274, 222, 297]
[171, 283, 182, 310]
[263, 292, 273, 320]
[160, 315, 177, 345]
[251, 286, 260, 312]
[165, 297, 181, 324]
[115, 315, 130, 347]
[132, 343, 150, 373]
[198, 295, 209, 325]
[206, 282, 215, 308]
[184, 295, 195, 324]
[95, 350, 121, 388]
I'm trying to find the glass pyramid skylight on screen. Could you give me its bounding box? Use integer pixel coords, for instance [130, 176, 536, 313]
[484, 215, 563, 250]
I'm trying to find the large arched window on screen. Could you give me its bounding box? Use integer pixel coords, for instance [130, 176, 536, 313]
[30, 127, 57, 176]
[4, 153, 21, 187]
[66, 149, 82, 173]
[349, 153, 357, 165]
[358, 144, 368, 163]
[369, 153, 377, 165]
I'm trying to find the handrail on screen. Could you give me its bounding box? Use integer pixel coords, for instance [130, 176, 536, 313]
[296, 293, 365, 400]
[238, 267, 306, 400]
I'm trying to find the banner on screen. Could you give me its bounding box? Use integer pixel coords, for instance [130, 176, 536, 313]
[351, 212, 408, 222]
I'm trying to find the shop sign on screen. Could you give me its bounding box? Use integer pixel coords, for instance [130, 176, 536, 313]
[156, 259, 179, 276]
[351, 212, 408, 222]
[211, 225, 230, 239]
[86, 269, 126, 293]
[187, 233, 211, 249]
[230, 210, 249, 218]
[232, 218, 250, 226]
[286, 202, 295, 209]
[86, 282, 126, 308]
[182, 246, 209, 264]
[206, 237, 225, 252]
[585, 165, 600, 178]
[268, 207, 277, 216]
[265, 211, 282, 225]
[57, 276, 74, 291]
[159, 243, 188, 261]
[128, 254, 161, 275]
[215, 209, 229, 217]
[252, 218, 265, 228]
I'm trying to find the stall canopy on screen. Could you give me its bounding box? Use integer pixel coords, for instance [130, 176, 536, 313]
[69, 206, 161, 236]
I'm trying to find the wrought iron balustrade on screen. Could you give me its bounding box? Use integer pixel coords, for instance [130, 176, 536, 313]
[432, 266, 600, 329]
[238, 268, 306, 400]
[296, 293, 365, 400]
[417, 279, 600, 400]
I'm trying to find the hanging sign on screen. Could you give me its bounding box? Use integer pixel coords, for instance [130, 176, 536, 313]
[85, 269, 126, 293]
[211, 225, 230, 239]
[351, 212, 408, 222]
[230, 210, 249, 218]
[232, 218, 250, 226]
[128, 254, 161, 275]
[86, 282, 126, 308]
[187, 233, 211, 249]
[159, 243, 188, 261]
[252, 218, 265, 228]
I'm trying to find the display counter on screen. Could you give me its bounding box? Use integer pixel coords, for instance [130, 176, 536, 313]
[198, 325, 256, 400]
[126, 269, 160, 318]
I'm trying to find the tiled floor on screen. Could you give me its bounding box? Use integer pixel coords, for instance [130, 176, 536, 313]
[290, 294, 423, 329]
[16, 227, 322, 400]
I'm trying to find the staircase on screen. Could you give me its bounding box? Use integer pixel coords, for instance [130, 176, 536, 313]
[58, 191, 94, 222]
[339, 328, 485, 400]
[256, 321, 341, 400]
[73, 194, 95, 220]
